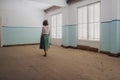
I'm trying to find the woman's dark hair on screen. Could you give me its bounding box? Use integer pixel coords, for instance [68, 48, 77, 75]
[43, 20, 48, 26]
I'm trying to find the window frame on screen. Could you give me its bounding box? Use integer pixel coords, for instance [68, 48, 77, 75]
[51, 13, 62, 39]
[77, 2, 100, 41]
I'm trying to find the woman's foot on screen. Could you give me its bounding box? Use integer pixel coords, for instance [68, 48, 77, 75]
[43, 54, 47, 57]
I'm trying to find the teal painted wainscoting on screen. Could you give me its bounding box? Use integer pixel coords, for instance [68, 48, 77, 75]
[100, 20, 120, 54]
[62, 24, 77, 47]
[117, 20, 120, 52]
[110, 20, 120, 53]
[62, 25, 69, 46]
[100, 21, 111, 52]
[2, 26, 41, 46]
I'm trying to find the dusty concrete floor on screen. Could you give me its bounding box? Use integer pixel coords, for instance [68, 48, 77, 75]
[0, 45, 120, 80]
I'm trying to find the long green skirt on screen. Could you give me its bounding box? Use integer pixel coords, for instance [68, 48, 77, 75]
[40, 34, 50, 50]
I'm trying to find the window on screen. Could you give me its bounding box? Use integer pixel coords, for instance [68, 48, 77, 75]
[78, 2, 100, 41]
[51, 13, 62, 39]
[78, 6, 87, 40]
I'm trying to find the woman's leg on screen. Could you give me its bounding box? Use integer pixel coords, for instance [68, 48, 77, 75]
[43, 35, 49, 57]
[44, 49, 47, 56]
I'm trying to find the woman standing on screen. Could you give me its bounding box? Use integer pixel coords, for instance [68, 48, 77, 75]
[40, 20, 50, 57]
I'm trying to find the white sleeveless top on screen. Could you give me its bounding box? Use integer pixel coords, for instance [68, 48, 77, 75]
[42, 25, 50, 34]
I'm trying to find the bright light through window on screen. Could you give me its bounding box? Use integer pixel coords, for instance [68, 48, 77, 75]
[51, 13, 62, 39]
[78, 6, 87, 40]
[78, 3, 100, 41]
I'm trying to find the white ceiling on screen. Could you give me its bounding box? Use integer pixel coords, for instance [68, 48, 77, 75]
[0, 0, 67, 9]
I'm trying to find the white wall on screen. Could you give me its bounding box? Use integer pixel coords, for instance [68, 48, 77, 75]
[111, 0, 120, 20]
[113, 0, 120, 20]
[101, 0, 112, 22]
[0, 6, 45, 27]
[0, 4, 45, 46]
[117, 0, 120, 19]
[46, 0, 100, 48]
[101, 0, 120, 21]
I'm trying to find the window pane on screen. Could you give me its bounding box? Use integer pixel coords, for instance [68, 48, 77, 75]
[78, 7, 87, 40]
[88, 5, 94, 23]
[88, 3, 100, 41]
[51, 13, 62, 39]
[56, 14, 62, 38]
[95, 3, 100, 22]
[78, 8, 83, 23]
[89, 23, 94, 40]
[83, 7, 87, 23]
[78, 24, 83, 39]
[78, 23, 87, 40]
[83, 24, 87, 40]
[51, 15, 56, 38]
[57, 14, 60, 27]
[94, 23, 100, 40]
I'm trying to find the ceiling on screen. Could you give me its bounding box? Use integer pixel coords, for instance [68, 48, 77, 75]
[0, 0, 67, 10]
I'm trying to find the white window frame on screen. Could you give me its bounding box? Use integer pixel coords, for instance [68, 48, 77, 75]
[77, 2, 100, 41]
[51, 13, 62, 39]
